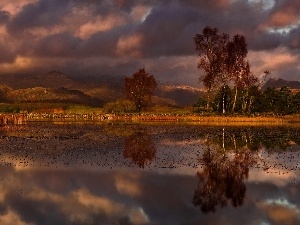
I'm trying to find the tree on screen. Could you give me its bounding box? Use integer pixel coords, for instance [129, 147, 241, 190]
[125, 68, 157, 112]
[194, 26, 229, 111]
[292, 92, 300, 113]
[262, 87, 293, 115]
[226, 35, 249, 112]
[194, 27, 260, 114]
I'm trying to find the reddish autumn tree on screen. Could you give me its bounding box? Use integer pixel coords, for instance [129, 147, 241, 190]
[125, 68, 157, 112]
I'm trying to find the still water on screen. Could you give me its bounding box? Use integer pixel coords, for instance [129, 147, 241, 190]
[0, 123, 299, 225]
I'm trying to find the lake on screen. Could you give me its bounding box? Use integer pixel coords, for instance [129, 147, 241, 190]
[0, 123, 299, 225]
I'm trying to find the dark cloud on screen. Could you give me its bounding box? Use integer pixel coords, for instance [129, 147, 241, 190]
[7, 0, 70, 33]
[0, 10, 9, 24]
[34, 32, 81, 57]
[138, 3, 199, 57]
[0, 0, 299, 84]
[287, 27, 300, 51]
[250, 30, 284, 50]
[0, 42, 16, 63]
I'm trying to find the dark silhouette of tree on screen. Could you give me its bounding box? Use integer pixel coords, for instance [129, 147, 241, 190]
[226, 35, 249, 112]
[262, 87, 293, 115]
[125, 68, 157, 112]
[212, 85, 232, 113]
[292, 92, 300, 113]
[194, 26, 229, 111]
[194, 26, 260, 114]
[123, 130, 156, 168]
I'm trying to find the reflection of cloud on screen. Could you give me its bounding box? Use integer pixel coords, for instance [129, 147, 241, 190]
[0, 210, 33, 225]
[75, 189, 125, 216]
[129, 207, 149, 224]
[115, 174, 142, 197]
[257, 198, 300, 225]
[249, 168, 296, 187]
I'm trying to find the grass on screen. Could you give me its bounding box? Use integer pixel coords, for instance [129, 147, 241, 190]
[0, 102, 299, 126]
[64, 105, 103, 114]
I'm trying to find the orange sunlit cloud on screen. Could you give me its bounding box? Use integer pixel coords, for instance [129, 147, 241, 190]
[0, 0, 38, 15]
[116, 33, 143, 57]
[248, 47, 299, 79]
[268, 10, 299, 28]
[130, 5, 152, 22]
[76, 14, 127, 39]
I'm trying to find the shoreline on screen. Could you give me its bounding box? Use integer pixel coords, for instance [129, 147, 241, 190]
[0, 113, 299, 126]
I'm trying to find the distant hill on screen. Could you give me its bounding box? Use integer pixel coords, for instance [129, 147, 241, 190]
[262, 78, 300, 91]
[0, 86, 103, 106]
[0, 71, 204, 107]
[155, 83, 204, 107]
[0, 70, 82, 89]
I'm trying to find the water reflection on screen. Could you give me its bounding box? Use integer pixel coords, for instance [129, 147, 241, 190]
[193, 130, 256, 213]
[123, 130, 156, 168]
[193, 127, 300, 214]
[0, 124, 298, 224]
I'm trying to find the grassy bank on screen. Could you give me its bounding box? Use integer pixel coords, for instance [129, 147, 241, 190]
[23, 112, 300, 126]
[124, 114, 299, 126]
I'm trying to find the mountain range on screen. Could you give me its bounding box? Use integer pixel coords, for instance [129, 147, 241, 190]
[0, 71, 204, 107]
[0, 71, 298, 108]
[262, 77, 300, 91]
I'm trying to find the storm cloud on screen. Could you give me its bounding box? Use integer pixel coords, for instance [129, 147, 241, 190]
[0, 0, 299, 86]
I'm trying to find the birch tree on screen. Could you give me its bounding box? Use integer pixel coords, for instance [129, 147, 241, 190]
[194, 26, 229, 111]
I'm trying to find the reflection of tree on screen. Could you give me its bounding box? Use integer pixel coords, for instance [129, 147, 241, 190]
[200, 127, 297, 152]
[123, 130, 156, 168]
[193, 129, 256, 213]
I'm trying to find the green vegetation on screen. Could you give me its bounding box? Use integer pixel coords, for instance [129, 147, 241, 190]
[194, 86, 300, 115]
[103, 99, 136, 114]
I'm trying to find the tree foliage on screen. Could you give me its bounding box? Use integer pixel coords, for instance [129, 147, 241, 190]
[194, 26, 258, 113]
[195, 86, 300, 115]
[125, 68, 157, 112]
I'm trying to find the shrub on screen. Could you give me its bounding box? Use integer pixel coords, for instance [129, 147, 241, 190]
[103, 99, 136, 114]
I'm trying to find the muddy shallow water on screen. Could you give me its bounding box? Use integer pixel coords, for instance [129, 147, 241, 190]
[0, 123, 299, 225]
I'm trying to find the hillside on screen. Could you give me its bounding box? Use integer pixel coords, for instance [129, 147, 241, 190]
[155, 83, 204, 106]
[0, 71, 82, 90]
[0, 85, 103, 106]
[0, 71, 204, 107]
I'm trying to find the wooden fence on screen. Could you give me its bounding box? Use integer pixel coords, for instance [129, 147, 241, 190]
[0, 114, 28, 125]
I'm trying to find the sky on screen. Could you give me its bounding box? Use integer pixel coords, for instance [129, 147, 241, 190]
[0, 0, 299, 87]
